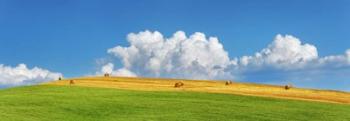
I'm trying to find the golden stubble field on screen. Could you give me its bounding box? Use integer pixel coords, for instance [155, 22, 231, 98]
[45, 76, 350, 104]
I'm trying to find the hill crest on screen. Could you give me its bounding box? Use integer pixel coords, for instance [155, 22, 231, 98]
[45, 76, 350, 104]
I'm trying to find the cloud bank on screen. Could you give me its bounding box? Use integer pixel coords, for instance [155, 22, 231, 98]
[106, 31, 233, 79]
[102, 30, 350, 90]
[0, 64, 62, 87]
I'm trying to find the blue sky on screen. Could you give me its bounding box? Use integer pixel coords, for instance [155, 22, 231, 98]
[0, 0, 349, 91]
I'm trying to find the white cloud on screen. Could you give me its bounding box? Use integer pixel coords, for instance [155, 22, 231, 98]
[107, 30, 232, 79]
[0, 64, 62, 87]
[102, 30, 350, 91]
[317, 49, 350, 68]
[101, 63, 114, 74]
[347, 49, 350, 62]
[237, 34, 318, 70]
[113, 68, 137, 77]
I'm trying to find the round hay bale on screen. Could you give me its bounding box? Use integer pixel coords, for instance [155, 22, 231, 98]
[284, 84, 293, 90]
[174, 82, 184, 88]
[225, 81, 232, 85]
[69, 80, 75, 85]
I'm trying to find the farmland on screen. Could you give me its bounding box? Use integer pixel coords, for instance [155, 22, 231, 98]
[48, 76, 350, 104]
[0, 76, 349, 121]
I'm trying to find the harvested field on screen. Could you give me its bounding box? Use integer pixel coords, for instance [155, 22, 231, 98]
[46, 76, 350, 104]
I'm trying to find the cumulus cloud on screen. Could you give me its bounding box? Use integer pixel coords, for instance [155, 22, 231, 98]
[237, 34, 318, 70]
[102, 30, 350, 91]
[107, 30, 233, 79]
[101, 63, 114, 74]
[317, 49, 350, 67]
[234, 35, 350, 89]
[0, 64, 62, 87]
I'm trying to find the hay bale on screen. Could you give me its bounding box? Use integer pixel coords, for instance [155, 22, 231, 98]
[69, 80, 75, 85]
[284, 84, 293, 90]
[104, 73, 110, 77]
[225, 81, 232, 85]
[174, 82, 184, 88]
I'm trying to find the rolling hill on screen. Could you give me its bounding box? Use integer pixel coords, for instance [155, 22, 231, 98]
[48, 76, 350, 104]
[0, 76, 349, 121]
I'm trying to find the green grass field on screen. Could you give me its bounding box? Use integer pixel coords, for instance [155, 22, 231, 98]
[0, 85, 349, 121]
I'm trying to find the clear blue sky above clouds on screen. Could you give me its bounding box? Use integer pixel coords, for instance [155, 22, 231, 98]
[0, 0, 349, 90]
